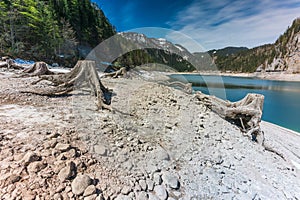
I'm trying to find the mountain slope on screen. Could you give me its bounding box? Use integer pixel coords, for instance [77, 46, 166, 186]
[208, 18, 300, 73]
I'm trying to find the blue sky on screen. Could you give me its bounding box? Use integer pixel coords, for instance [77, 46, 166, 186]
[93, 0, 300, 51]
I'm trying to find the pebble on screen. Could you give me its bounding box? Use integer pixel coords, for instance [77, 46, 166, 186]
[161, 172, 180, 189]
[71, 174, 93, 195]
[27, 161, 47, 173]
[136, 191, 148, 200]
[84, 194, 98, 200]
[153, 173, 162, 185]
[93, 145, 108, 156]
[139, 179, 147, 191]
[146, 179, 154, 191]
[121, 185, 132, 195]
[154, 185, 168, 200]
[148, 193, 160, 200]
[58, 161, 76, 182]
[115, 194, 132, 200]
[83, 185, 97, 197]
[53, 193, 63, 200]
[55, 143, 71, 152]
[22, 151, 40, 166]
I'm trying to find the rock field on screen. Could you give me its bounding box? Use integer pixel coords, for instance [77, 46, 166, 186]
[0, 68, 300, 199]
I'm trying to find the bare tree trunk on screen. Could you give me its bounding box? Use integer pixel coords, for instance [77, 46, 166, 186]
[195, 92, 264, 142]
[26, 60, 111, 110]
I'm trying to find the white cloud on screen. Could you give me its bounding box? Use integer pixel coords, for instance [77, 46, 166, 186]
[168, 0, 300, 51]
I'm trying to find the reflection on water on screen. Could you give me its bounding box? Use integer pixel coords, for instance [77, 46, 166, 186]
[170, 74, 300, 133]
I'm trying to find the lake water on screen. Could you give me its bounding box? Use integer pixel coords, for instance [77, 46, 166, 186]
[170, 74, 300, 133]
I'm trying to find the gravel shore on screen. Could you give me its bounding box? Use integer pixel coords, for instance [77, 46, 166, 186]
[0, 68, 299, 199]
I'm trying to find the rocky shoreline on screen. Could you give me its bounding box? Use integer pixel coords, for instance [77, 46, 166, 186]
[0, 68, 300, 199]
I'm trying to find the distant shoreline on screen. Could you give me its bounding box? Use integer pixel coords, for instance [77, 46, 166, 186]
[167, 71, 300, 82]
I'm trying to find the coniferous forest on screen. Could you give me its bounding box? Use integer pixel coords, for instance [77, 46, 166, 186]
[0, 0, 116, 66]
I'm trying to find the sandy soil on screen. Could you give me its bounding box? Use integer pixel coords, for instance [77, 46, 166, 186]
[0, 67, 300, 199]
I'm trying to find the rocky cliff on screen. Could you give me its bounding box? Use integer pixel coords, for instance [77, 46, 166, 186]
[262, 18, 300, 73]
[207, 18, 300, 73]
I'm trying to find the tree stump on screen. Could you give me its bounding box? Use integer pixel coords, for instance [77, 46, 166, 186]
[195, 92, 264, 141]
[0, 58, 24, 70]
[29, 60, 111, 110]
[22, 62, 54, 76]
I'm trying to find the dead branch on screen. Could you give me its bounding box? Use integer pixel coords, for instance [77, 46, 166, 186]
[102, 67, 127, 78]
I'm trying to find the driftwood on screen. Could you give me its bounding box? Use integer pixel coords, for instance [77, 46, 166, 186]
[27, 60, 111, 110]
[102, 67, 127, 78]
[21, 62, 54, 77]
[0, 59, 24, 70]
[195, 92, 264, 141]
[159, 81, 193, 94]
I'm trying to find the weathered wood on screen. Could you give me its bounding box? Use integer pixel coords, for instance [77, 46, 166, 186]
[158, 81, 193, 94]
[102, 67, 127, 78]
[27, 60, 111, 110]
[0, 59, 24, 70]
[22, 62, 54, 76]
[195, 92, 264, 141]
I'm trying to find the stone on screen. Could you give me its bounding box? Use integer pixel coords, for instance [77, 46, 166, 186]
[53, 193, 63, 200]
[136, 191, 148, 200]
[121, 185, 132, 195]
[55, 143, 71, 152]
[148, 193, 160, 200]
[84, 194, 98, 200]
[71, 174, 92, 195]
[161, 172, 179, 189]
[5, 174, 21, 186]
[96, 194, 105, 200]
[93, 145, 107, 156]
[146, 179, 154, 191]
[58, 161, 76, 182]
[83, 185, 96, 197]
[153, 173, 162, 185]
[155, 148, 170, 161]
[22, 151, 40, 166]
[154, 185, 168, 200]
[27, 161, 47, 173]
[115, 194, 132, 200]
[167, 198, 176, 200]
[139, 179, 147, 191]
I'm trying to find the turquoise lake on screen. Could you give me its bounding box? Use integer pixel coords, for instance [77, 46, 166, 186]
[170, 74, 300, 133]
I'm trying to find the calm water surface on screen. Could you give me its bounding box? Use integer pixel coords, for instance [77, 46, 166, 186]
[170, 74, 300, 133]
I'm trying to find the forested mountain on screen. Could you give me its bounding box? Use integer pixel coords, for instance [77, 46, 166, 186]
[206, 18, 300, 73]
[0, 0, 115, 66]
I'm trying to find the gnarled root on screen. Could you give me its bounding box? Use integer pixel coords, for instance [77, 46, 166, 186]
[195, 92, 264, 141]
[0, 58, 24, 70]
[21, 62, 54, 77]
[25, 60, 111, 110]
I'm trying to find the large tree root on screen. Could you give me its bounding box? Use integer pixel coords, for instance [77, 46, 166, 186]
[25, 60, 111, 110]
[102, 67, 127, 78]
[195, 92, 264, 142]
[21, 62, 55, 76]
[0, 58, 24, 70]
